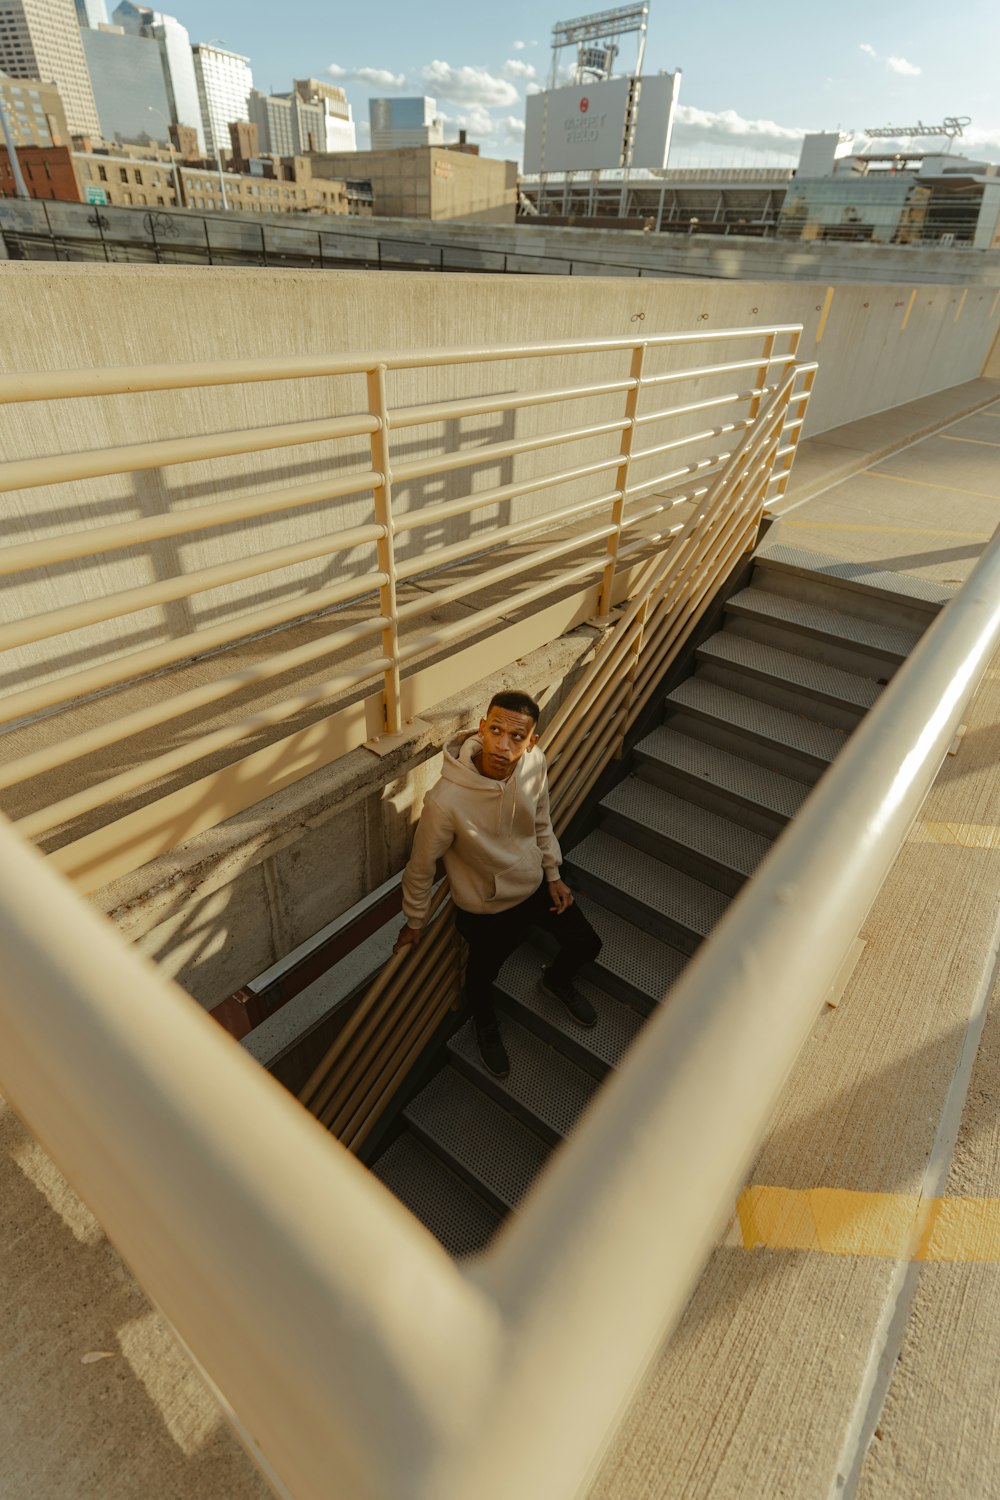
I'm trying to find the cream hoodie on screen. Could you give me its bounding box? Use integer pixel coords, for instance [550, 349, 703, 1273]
[401, 729, 562, 928]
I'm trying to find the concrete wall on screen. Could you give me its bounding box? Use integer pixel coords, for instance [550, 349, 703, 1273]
[266, 213, 1000, 287]
[2, 262, 998, 693]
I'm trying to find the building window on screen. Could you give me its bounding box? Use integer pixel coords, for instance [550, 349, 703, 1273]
[98, 165, 107, 181]
[134, 169, 143, 185]
[123, 191, 132, 204]
[119, 167, 128, 183]
[157, 194, 164, 204]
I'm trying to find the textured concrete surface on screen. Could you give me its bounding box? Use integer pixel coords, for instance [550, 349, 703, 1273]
[855, 968, 1000, 1500]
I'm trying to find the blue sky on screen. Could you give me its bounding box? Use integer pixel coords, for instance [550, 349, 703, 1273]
[178, 0, 1000, 166]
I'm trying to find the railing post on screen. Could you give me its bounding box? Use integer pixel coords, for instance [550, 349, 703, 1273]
[596, 340, 646, 620]
[367, 363, 403, 736]
[747, 329, 776, 423]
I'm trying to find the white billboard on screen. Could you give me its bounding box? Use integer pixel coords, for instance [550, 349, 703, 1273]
[524, 77, 631, 174]
[523, 71, 680, 175]
[630, 72, 681, 170]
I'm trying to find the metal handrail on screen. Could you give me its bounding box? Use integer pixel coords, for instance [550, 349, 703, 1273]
[1, 457, 996, 1500]
[1, 324, 802, 875]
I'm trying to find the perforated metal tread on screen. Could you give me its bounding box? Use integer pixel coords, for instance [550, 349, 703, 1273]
[568, 830, 729, 941]
[696, 631, 883, 710]
[753, 543, 954, 610]
[601, 775, 772, 878]
[448, 1013, 599, 1143]
[495, 943, 645, 1073]
[403, 1066, 551, 1213]
[635, 726, 809, 821]
[666, 679, 847, 766]
[573, 895, 689, 1011]
[370, 1131, 502, 1258]
[726, 587, 921, 662]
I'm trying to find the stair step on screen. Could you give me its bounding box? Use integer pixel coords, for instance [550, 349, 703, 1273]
[726, 585, 920, 667]
[751, 543, 951, 631]
[370, 1131, 502, 1258]
[695, 632, 882, 730]
[600, 774, 771, 894]
[567, 829, 729, 954]
[447, 1013, 599, 1144]
[574, 895, 689, 1014]
[495, 944, 645, 1077]
[665, 678, 846, 780]
[404, 1066, 551, 1215]
[634, 725, 808, 834]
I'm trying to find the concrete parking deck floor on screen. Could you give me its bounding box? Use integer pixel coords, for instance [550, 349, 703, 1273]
[1, 378, 999, 1499]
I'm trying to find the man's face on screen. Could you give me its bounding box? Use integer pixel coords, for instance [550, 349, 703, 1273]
[477, 706, 538, 780]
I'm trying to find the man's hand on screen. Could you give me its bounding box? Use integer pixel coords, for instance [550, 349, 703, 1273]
[548, 879, 574, 914]
[393, 924, 423, 954]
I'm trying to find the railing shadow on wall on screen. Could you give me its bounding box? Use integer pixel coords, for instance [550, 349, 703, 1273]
[0, 324, 810, 898]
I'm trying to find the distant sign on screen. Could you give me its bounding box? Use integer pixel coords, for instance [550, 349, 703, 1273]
[525, 77, 631, 174]
[523, 72, 680, 174]
[84, 185, 108, 205]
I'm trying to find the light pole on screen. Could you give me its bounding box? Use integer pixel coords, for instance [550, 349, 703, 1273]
[147, 106, 183, 207]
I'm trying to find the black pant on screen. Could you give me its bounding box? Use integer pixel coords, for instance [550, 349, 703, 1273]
[454, 880, 602, 1024]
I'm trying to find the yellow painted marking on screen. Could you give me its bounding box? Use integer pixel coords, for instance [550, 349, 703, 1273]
[914, 821, 1000, 850]
[868, 470, 1000, 501]
[781, 519, 987, 539]
[814, 286, 835, 343]
[900, 288, 917, 330]
[736, 1186, 1000, 1263]
[954, 288, 969, 324]
[940, 433, 1000, 449]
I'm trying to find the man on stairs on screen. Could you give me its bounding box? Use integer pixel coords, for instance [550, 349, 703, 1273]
[395, 690, 602, 1080]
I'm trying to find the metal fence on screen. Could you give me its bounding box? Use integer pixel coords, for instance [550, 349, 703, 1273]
[0, 196, 686, 277]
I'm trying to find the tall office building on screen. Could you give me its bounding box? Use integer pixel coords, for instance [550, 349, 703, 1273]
[294, 77, 355, 152]
[80, 23, 170, 143]
[192, 42, 251, 163]
[0, 0, 101, 135]
[112, 1, 204, 152]
[73, 0, 107, 25]
[369, 96, 442, 150]
[247, 85, 325, 156]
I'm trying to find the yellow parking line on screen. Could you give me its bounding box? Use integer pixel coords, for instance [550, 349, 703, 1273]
[735, 1186, 1000, 1263]
[913, 822, 1000, 850]
[868, 471, 1000, 501]
[940, 434, 1000, 449]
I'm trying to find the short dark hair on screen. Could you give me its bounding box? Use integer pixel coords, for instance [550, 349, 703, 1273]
[487, 690, 540, 725]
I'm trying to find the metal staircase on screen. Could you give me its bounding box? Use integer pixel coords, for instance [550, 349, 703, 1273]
[369, 543, 951, 1256]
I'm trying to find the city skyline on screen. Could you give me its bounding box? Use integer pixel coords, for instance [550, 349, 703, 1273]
[135, 0, 1000, 168]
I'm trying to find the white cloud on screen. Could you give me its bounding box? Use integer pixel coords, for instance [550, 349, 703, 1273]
[502, 58, 537, 82]
[327, 64, 407, 89]
[422, 59, 519, 108]
[674, 103, 805, 148]
[859, 43, 877, 58]
[887, 55, 921, 76]
[513, 39, 526, 51]
[438, 104, 498, 138]
[502, 116, 526, 136]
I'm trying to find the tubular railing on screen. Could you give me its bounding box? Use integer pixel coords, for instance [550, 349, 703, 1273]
[299, 366, 813, 1148]
[2, 468, 998, 1500]
[0, 325, 805, 890]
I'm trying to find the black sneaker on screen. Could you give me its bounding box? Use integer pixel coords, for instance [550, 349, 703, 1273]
[539, 969, 598, 1028]
[474, 1014, 510, 1079]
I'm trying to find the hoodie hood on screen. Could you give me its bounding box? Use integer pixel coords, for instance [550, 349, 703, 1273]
[442, 729, 521, 836]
